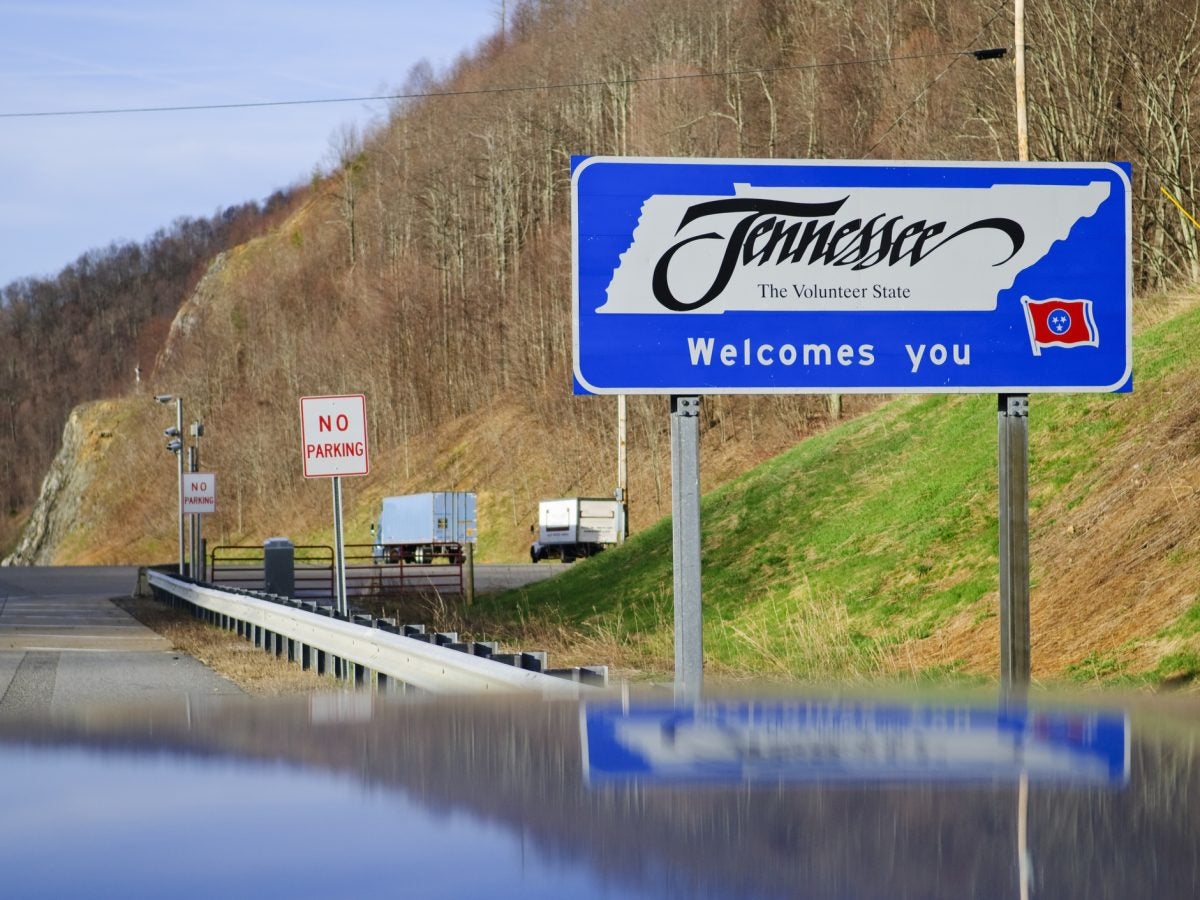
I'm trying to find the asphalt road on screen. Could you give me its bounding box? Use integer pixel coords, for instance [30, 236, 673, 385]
[472, 562, 570, 592]
[0, 566, 240, 717]
[0, 561, 566, 717]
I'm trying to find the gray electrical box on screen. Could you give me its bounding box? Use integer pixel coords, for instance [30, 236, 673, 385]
[263, 537, 295, 597]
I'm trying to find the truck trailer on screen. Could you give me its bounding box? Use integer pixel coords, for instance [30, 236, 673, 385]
[371, 492, 476, 565]
[530, 497, 620, 563]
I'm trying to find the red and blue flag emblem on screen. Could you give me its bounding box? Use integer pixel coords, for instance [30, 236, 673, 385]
[1021, 296, 1099, 356]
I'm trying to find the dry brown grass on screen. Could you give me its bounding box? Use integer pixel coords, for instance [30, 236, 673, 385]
[353, 588, 673, 682]
[114, 596, 326, 695]
[352, 579, 888, 685]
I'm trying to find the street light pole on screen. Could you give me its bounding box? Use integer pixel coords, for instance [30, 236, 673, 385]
[156, 394, 185, 575]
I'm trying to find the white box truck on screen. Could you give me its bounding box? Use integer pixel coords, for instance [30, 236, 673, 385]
[530, 497, 620, 563]
[371, 492, 476, 565]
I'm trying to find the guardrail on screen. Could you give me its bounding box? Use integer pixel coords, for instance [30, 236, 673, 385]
[145, 569, 604, 696]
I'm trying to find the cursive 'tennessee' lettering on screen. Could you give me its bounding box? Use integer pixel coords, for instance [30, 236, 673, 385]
[650, 197, 1025, 311]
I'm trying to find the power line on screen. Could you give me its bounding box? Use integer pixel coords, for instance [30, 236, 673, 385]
[863, 2, 1012, 158]
[0, 48, 1008, 120]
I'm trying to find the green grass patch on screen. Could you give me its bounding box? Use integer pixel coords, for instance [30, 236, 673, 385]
[1148, 651, 1200, 686]
[1156, 600, 1200, 639]
[1065, 651, 1130, 684]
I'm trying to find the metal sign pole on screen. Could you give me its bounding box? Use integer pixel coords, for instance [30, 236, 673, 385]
[998, 394, 1031, 690]
[465, 542, 475, 607]
[191, 423, 204, 581]
[187, 445, 198, 580]
[617, 393, 628, 542]
[332, 475, 348, 616]
[175, 398, 185, 575]
[670, 395, 703, 696]
[300, 394, 368, 618]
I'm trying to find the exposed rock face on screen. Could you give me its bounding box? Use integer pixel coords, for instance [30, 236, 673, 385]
[2, 404, 108, 566]
[154, 250, 227, 372]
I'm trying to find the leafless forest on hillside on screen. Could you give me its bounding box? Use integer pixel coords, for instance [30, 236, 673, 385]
[0, 194, 303, 550]
[4, 0, 1200, 557]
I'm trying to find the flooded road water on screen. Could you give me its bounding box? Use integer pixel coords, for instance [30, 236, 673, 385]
[1, 689, 1196, 898]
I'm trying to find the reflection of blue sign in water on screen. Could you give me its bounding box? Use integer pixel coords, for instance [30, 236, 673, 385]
[581, 701, 1129, 785]
[572, 157, 1131, 394]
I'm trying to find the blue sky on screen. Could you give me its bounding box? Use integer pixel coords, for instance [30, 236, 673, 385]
[0, 1, 501, 287]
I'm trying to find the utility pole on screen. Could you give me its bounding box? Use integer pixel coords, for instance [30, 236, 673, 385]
[1007, 19, 1035, 896]
[1014, 0, 1029, 164]
[1000, 0, 1032, 694]
[617, 394, 628, 542]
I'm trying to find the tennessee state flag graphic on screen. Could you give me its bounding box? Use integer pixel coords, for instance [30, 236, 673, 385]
[1021, 296, 1100, 356]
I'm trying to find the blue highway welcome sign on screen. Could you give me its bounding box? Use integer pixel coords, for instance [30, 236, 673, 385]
[572, 157, 1131, 394]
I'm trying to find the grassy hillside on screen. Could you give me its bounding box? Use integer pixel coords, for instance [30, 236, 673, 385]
[455, 293, 1200, 688]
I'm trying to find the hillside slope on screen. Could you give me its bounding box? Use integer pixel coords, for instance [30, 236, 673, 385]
[9, 288, 1200, 688]
[7, 0, 1200, 691]
[462, 292, 1200, 686]
[9, 0, 1200, 572]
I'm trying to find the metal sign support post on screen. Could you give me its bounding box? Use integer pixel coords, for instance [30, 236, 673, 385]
[617, 394, 628, 542]
[998, 394, 1031, 691]
[465, 542, 475, 607]
[670, 395, 703, 696]
[187, 445, 199, 580]
[190, 423, 205, 581]
[332, 476, 348, 616]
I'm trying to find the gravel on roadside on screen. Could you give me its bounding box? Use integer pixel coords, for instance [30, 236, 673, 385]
[113, 595, 327, 695]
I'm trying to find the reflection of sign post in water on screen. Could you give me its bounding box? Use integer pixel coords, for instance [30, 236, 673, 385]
[573, 158, 1132, 693]
[582, 700, 1129, 786]
[300, 394, 369, 616]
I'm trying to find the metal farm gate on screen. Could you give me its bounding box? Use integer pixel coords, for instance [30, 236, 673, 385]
[209, 544, 464, 603]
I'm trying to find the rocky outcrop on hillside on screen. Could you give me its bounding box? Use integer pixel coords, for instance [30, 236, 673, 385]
[154, 251, 228, 372]
[2, 403, 113, 566]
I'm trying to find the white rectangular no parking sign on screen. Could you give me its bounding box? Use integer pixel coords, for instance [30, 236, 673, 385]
[300, 394, 369, 478]
[182, 473, 216, 515]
